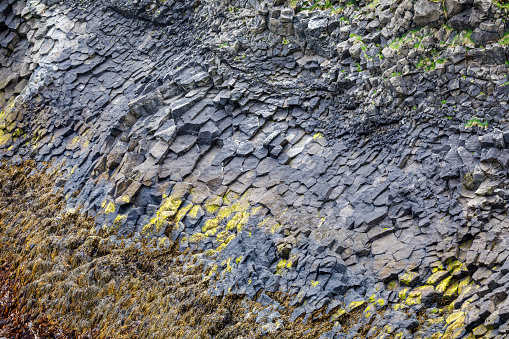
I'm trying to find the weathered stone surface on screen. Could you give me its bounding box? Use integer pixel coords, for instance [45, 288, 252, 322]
[2, 0, 509, 336]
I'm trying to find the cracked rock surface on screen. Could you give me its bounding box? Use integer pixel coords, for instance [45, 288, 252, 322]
[2, 0, 509, 337]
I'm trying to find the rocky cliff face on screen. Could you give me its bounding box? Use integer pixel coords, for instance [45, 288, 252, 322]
[1, 0, 509, 337]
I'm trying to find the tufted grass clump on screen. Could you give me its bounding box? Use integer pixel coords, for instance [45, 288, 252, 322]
[465, 117, 488, 129]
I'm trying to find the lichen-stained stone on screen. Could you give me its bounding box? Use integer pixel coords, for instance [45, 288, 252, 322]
[2, 0, 509, 336]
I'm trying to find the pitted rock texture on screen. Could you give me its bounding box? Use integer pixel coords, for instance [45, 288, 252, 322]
[2, 0, 509, 337]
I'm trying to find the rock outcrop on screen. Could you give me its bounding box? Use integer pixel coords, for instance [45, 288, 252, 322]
[1, 0, 509, 337]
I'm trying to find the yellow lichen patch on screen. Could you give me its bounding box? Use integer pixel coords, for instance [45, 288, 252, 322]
[275, 259, 287, 275]
[362, 305, 372, 318]
[393, 303, 403, 311]
[399, 288, 409, 300]
[286, 255, 298, 268]
[158, 236, 169, 248]
[330, 308, 347, 321]
[430, 261, 444, 272]
[405, 289, 422, 306]
[236, 256, 243, 264]
[222, 191, 239, 205]
[427, 270, 449, 286]
[226, 211, 248, 231]
[216, 235, 235, 252]
[13, 128, 24, 138]
[205, 249, 216, 257]
[175, 203, 193, 223]
[216, 231, 230, 243]
[348, 301, 366, 311]
[224, 258, 233, 273]
[188, 205, 201, 218]
[120, 194, 130, 204]
[442, 311, 466, 339]
[376, 299, 385, 307]
[104, 202, 116, 214]
[159, 195, 182, 214]
[208, 264, 218, 276]
[399, 271, 418, 286]
[203, 218, 219, 233]
[204, 228, 218, 237]
[141, 218, 167, 237]
[70, 135, 80, 145]
[313, 132, 323, 139]
[310, 280, 319, 287]
[446, 260, 462, 273]
[444, 280, 459, 300]
[426, 317, 445, 326]
[445, 311, 464, 325]
[204, 196, 222, 213]
[250, 206, 263, 215]
[203, 201, 250, 234]
[189, 232, 206, 243]
[436, 276, 452, 294]
[457, 277, 471, 295]
[113, 214, 126, 226]
[368, 294, 376, 303]
[270, 222, 282, 234]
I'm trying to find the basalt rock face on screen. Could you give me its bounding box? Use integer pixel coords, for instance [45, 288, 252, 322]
[2, 0, 509, 337]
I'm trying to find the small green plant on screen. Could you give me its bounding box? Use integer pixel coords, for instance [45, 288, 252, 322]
[499, 32, 509, 45]
[282, 37, 289, 45]
[465, 117, 488, 129]
[350, 34, 363, 43]
[441, 99, 447, 104]
[391, 72, 402, 77]
[493, 0, 509, 11]
[445, 116, 453, 120]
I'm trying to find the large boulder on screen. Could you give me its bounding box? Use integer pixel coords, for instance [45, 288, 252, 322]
[414, 0, 443, 27]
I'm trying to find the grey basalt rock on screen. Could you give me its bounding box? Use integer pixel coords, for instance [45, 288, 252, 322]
[3, 0, 509, 336]
[414, 0, 444, 27]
